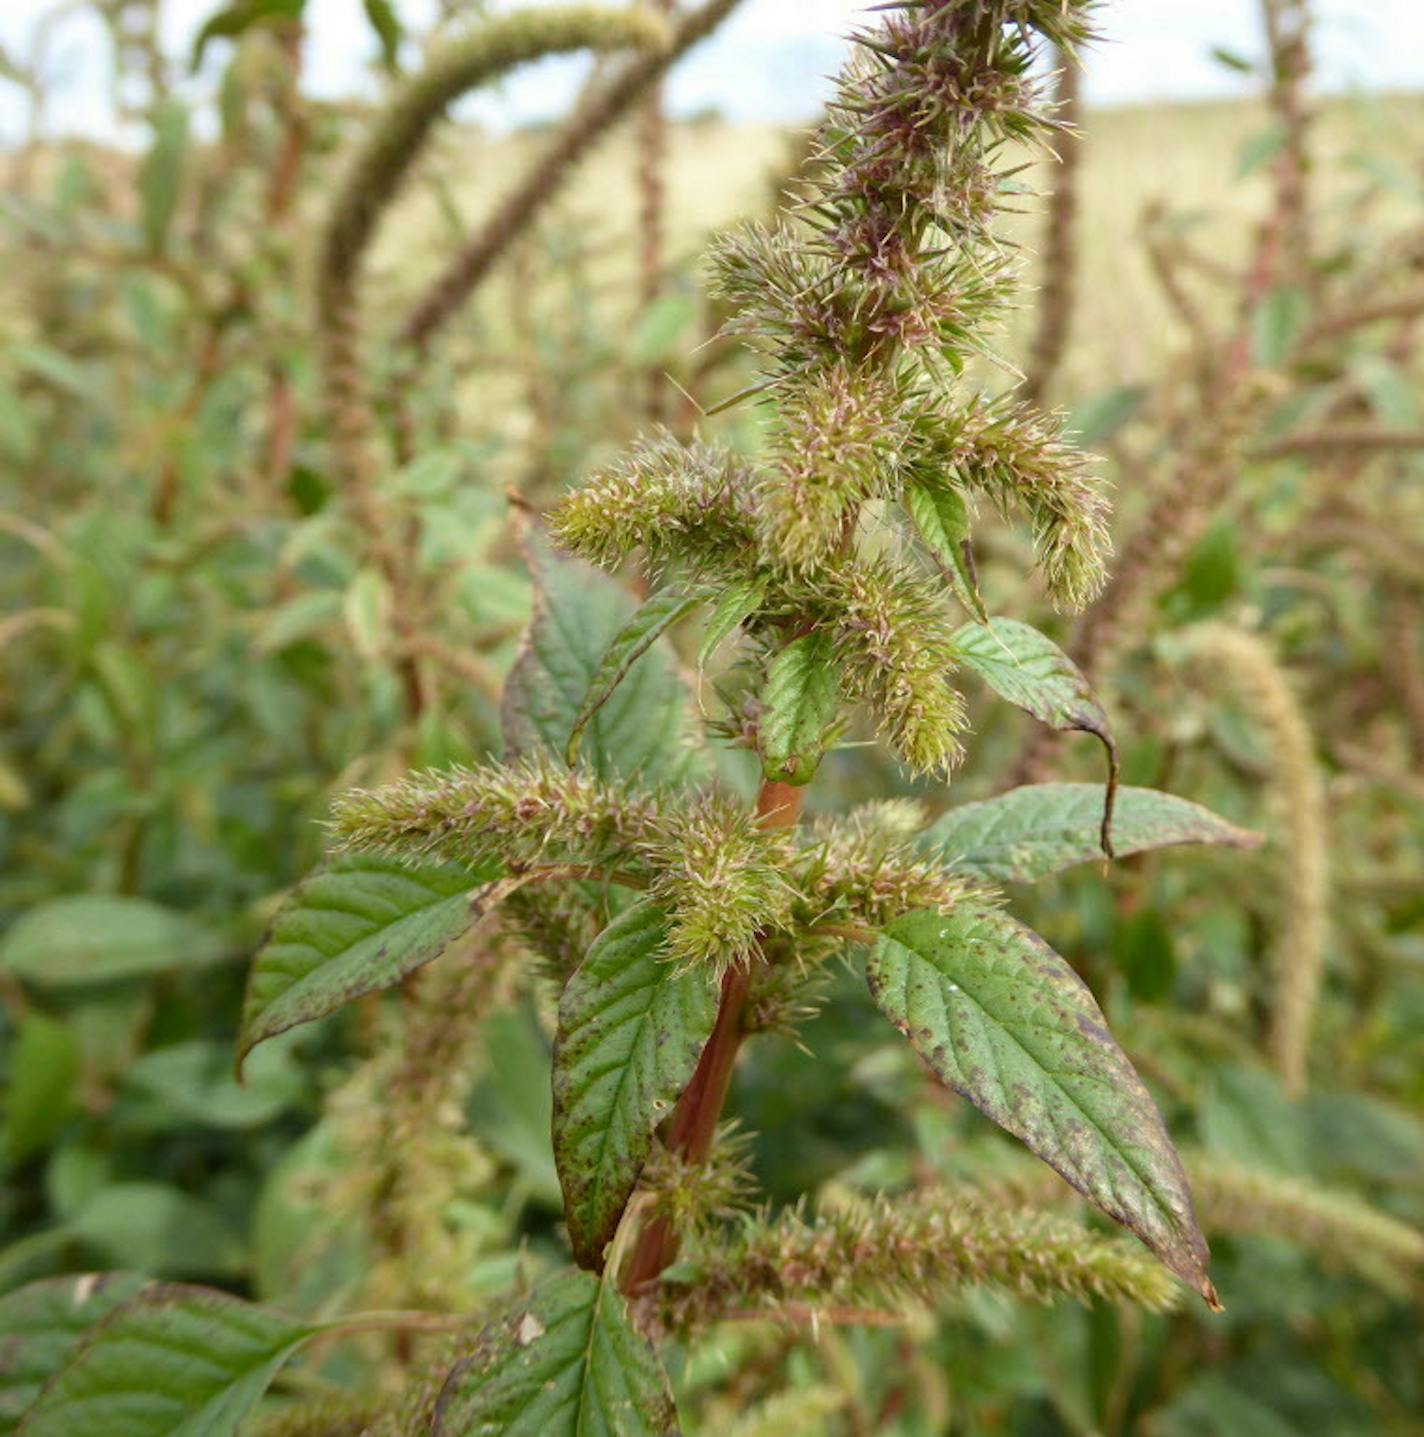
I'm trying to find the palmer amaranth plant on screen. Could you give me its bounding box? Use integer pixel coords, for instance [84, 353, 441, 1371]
[2, 4, 1278, 1434]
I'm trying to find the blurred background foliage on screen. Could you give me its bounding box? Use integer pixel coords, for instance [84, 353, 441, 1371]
[1, 0, 1423, 1432]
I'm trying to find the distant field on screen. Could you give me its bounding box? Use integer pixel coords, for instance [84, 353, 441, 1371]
[378, 91, 1424, 399]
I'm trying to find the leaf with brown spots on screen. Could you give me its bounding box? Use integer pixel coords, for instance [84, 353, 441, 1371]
[238, 853, 514, 1071]
[432, 1268, 679, 1436]
[552, 901, 718, 1270]
[0, 1274, 148, 1435]
[866, 906, 1217, 1306]
[16, 1283, 315, 1437]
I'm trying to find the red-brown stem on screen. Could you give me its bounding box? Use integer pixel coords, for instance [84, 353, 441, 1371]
[619, 778, 805, 1294]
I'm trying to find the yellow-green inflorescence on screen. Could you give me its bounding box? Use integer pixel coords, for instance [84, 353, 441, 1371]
[329, 756, 979, 975]
[551, 0, 1110, 781]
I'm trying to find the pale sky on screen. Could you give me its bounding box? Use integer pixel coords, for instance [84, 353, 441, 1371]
[1, 0, 1420, 146]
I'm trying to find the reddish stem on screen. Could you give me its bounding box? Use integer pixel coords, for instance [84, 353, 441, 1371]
[619, 778, 804, 1294]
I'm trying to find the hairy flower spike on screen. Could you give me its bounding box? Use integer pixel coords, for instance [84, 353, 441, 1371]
[550, 431, 761, 581]
[821, 558, 969, 776]
[328, 753, 661, 872]
[331, 759, 803, 970]
[644, 1186, 1181, 1337]
[647, 796, 797, 969]
[1188, 1152, 1424, 1286]
[793, 803, 979, 930]
[642, 1123, 757, 1237]
[759, 363, 911, 573]
[911, 397, 1112, 610]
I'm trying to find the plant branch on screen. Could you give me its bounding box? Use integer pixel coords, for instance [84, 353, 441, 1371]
[620, 778, 805, 1294]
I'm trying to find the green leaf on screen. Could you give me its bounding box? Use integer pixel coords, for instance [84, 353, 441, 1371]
[1152, 1375, 1304, 1437]
[239, 853, 515, 1070]
[630, 294, 697, 365]
[1067, 385, 1148, 445]
[342, 567, 392, 662]
[0, 897, 226, 988]
[362, 0, 402, 69]
[3, 1012, 80, 1165]
[470, 1006, 561, 1208]
[697, 576, 766, 669]
[431, 1269, 679, 1436]
[953, 618, 1119, 854]
[0, 1274, 149, 1435]
[567, 589, 701, 768]
[68, 1184, 246, 1278]
[391, 449, 465, 499]
[9, 345, 108, 412]
[0, 377, 36, 463]
[866, 906, 1216, 1305]
[759, 632, 841, 786]
[122, 1039, 302, 1131]
[1252, 285, 1309, 368]
[1237, 121, 1287, 178]
[139, 101, 189, 256]
[906, 481, 987, 621]
[922, 783, 1261, 884]
[1116, 909, 1178, 1003]
[1209, 45, 1257, 75]
[191, 0, 305, 67]
[504, 533, 704, 788]
[253, 591, 341, 655]
[18, 1284, 314, 1437]
[552, 902, 718, 1270]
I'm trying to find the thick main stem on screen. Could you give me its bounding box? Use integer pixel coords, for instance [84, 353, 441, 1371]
[620, 778, 804, 1293]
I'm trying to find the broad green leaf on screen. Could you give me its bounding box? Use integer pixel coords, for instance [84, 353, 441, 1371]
[503, 532, 704, 788]
[953, 618, 1119, 853]
[191, 0, 305, 67]
[1151, 1375, 1304, 1437]
[9, 344, 109, 412]
[0, 1273, 149, 1435]
[922, 784, 1260, 884]
[239, 854, 514, 1069]
[1067, 385, 1148, 445]
[0, 377, 36, 463]
[252, 590, 341, 655]
[552, 902, 717, 1269]
[68, 1185, 246, 1279]
[906, 481, 987, 621]
[1237, 121, 1287, 178]
[470, 1006, 561, 1208]
[567, 589, 701, 767]
[866, 906, 1216, 1304]
[630, 294, 697, 365]
[0, 896, 226, 988]
[391, 449, 465, 498]
[342, 567, 392, 662]
[19, 1284, 314, 1437]
[1350, 354, 1420, 426]
[698, 576, 766, 669]
[3, 1012, 80, 1164]
[139, 101, 189, 256]
[122, 1039, 302, 1130]
[362, 0, 402, 69]
[431, 1269, 678, 1436]
[251, 1120, 372, 1315]
[1252, 285, 1310, 368]
[759, 632, 841, 786]
[0, 1232, 83, 1301]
